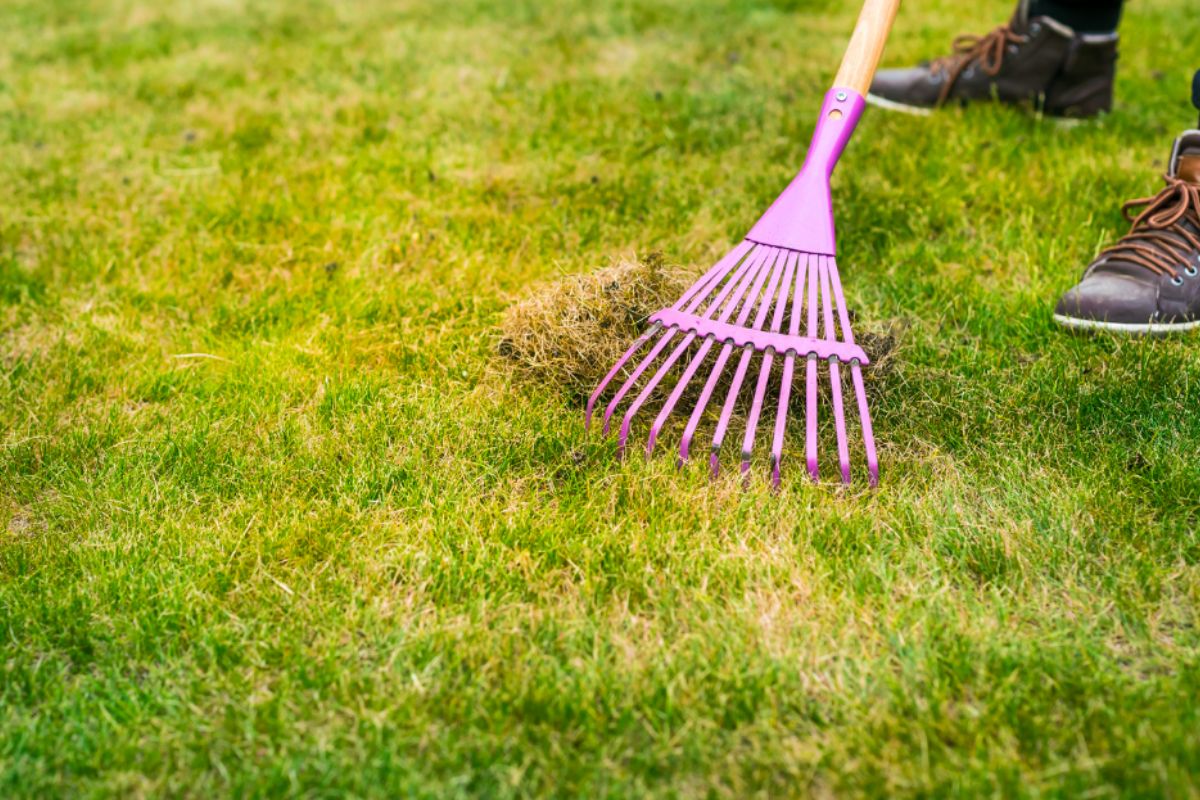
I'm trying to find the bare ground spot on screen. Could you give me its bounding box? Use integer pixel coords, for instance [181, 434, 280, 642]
[6, 509, 46, 540]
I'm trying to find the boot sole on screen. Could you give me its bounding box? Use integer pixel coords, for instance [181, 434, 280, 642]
[865, 93, 932, 116]
[866, 92, 1101, 125]
[1052, 313, 1200, 335]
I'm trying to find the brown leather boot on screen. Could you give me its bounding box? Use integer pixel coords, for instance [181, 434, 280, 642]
[867, 6, 1117, 119]
[1053, 132, 1200, 334]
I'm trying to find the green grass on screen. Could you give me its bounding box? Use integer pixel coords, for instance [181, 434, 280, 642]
[3, 0, 1200, 796]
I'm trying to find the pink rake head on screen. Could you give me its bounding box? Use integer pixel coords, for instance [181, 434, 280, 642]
[585, 89, 879, 487]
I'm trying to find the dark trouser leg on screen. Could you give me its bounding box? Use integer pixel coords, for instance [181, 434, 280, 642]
[1192, 69, 1200, 124]
[1028, 0, 1124, 33]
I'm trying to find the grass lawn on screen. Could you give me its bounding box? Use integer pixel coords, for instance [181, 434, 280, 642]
[3, 0, 1200, 795]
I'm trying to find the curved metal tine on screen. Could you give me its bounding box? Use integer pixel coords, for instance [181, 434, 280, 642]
[851, 366, 878, 486]
[710, 351, 754, 476]
[599, 244, 759, 434]
[740, 251, 798, 476]
[673, 240, 755, 311]
[819, 257, 851, 483]
[617, 332, 695, 453]
[602, 245, 761, 435]
[648, 337, 715, 455]
[679, 345, 731, 463]
[828, 257, 879, 486]
[591, 248, 751, 428]
[586, 324, 659, 429]
[679, 247, 779, 462]
[601, 328, 678, 435]
[710, 249, 788, 476]
[646, 246, 776, 454]
[617, 245, 772, 451]
[770, 254, 811, 487]
[805, 256, 820, 481]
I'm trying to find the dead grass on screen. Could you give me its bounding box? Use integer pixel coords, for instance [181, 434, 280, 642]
[497, 252, 692, 401]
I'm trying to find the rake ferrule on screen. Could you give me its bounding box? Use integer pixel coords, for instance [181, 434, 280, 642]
[744, 90, 866, 256]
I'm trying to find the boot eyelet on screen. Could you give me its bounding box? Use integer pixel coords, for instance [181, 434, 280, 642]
[1171, 275, 1185, 286]
[1186, 266, 1198, 277]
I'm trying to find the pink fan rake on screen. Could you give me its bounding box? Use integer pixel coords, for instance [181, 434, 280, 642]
[586, 0, 902, 488]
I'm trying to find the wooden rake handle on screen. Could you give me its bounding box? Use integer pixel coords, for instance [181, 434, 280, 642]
[832, 0, 902, 96]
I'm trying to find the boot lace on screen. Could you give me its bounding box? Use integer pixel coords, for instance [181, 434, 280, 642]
[1095, 177, 1200, 278]
[930, 25, 1029, 106]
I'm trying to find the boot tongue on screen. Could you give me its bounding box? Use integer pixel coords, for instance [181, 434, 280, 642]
[1177, 152, 1200, 184]
[1170, 131, 1200, 184]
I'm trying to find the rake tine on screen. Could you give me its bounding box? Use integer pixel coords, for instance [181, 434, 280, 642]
[586, 325, 658, 429]
[617, 246, 772, 451]
[648, 248, 776, 455]
[740, 252, 797, 475]
[819, 257, 851, 483]
[772, 353, 795, 486]
[699, 244, 776, 320]
[617, 332, 696, 454]
[711, 349, 753, 476]
[770, 253, 810, 487]
[828, 359, 850, 483]
[710, 248, 786, 476]
[673, 240, 755, 310]
[648, 338, 715, 455]
[679, 344, 733, 463]
[851, 365, 878, 485]
[742, 357, 773, 476]
[828, 257, 879, 486]
[589, 247, 743, 428]
[600, 245, 765, 435]
[805, 255, 820, 481]
[679, 245, 780, 462]
[601, 328, 678, 435]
